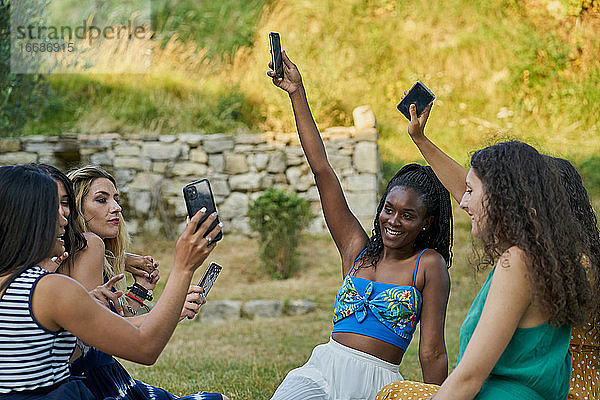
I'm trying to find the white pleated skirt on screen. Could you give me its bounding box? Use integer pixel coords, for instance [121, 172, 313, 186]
[270, 338, 403, 400]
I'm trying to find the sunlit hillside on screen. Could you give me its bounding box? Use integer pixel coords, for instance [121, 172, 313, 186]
[238, 0, 600, 166]
[26, 0, 600, 168]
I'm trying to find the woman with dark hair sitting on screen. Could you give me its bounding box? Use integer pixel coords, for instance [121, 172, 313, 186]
[544, 157, 600, 400]
[267, 52, 454, 399]
[29, 163, 227, 400]
[376, 105, 595, 399]
[0, 165, 220, 399]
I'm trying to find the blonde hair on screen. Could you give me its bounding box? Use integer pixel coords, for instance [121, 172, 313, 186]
[67, 165, 130, 292]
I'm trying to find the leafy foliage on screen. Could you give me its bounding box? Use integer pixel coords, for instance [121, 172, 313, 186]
[0, 0, 49, 136]
[248, 188, 314, 279]
[577, 156, 600, 198]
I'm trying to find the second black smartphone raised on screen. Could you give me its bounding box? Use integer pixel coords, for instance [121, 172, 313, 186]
[397, 81, 436, 120]
[269, 32, 283, 79]
[183, 179, 223, 243]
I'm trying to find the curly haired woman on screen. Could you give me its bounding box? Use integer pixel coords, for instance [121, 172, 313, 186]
[377, 104, 595, 400]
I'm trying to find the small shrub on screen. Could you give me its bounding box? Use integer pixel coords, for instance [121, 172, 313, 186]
[248, 188, 314, 279]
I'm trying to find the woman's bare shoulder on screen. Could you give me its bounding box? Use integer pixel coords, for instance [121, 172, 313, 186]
[82, 232, 104, 247]
[419, 249, 448, 274]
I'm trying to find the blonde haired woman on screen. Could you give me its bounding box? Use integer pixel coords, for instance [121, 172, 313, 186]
[66, 165, 227, 400]
[67, 166, 156, 314]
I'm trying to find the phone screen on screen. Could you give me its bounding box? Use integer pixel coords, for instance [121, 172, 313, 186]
[397, 81, 435, 120]
[269, 32, 283, 78]
[183, 179, 222, 242]
[198, 262, 222, 298]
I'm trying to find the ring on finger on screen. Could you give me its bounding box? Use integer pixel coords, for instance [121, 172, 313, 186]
[205, 235, 212, 244]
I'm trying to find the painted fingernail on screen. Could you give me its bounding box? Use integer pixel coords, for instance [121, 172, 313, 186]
[218, 222, 224, 227]
[200, 207, 207, 213]
[211, 211, 217, 217]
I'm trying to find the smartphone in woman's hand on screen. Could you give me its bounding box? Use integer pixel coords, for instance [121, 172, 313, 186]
[183, 179, 223, 243]
[397, 81, 435, 120]
[269, 32, 284, 78]
[198, 262, 222, 300]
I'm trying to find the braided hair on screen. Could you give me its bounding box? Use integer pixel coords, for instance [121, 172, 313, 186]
[356, 163, 453, 270]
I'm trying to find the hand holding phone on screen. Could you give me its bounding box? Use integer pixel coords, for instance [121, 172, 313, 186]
[183, 179, 223, 243]
[397, 81, 435, 120]
[198, 262, 222, 300]
[269, 32, 283, 79]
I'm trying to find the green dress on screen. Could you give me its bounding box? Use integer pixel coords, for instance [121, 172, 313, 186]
[457, 268, 572, 399]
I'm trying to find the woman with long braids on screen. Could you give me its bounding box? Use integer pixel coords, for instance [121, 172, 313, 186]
[377, 105, 595, 399]
[267, 52, 453, 399]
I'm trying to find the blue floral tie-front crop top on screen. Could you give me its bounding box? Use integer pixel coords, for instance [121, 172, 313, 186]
[331, 248, 426, 351]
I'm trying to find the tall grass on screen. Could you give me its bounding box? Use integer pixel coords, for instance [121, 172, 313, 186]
[152, 0, 269, 58]
[26, 0, 600, 166]
[238, 0, 600, 165]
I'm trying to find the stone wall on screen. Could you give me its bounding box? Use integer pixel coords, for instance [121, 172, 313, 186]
[0, 106, 381, 237]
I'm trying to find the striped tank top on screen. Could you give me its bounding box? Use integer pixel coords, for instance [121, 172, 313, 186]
[0, 266, 76, 393]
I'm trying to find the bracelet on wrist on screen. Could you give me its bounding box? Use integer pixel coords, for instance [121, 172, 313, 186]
[124, 293, 152, 315]
[128, 282, 153, 301]
[125, 292, 145, 306]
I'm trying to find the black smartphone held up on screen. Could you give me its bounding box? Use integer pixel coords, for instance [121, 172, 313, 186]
[269, 32, 283, 79]
[198, 262, 222, 299]
[397, 81, 436, 120]
[182, 179, 223, 243]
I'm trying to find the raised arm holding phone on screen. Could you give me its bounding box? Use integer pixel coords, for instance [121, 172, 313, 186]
[378, 101, 594, 400]
[267, 47, 454, 400]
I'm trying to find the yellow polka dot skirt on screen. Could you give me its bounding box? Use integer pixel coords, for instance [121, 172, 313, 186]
[376, 381, 440, 400]
[568, 322, 600, 399]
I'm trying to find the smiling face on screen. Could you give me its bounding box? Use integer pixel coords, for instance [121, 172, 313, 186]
[51, 182, 68, 258]
[460, 168, 486, 238]
[378, 186, 432, 250]
[56, 180, 71, 220]
[82, 177, 122, 239]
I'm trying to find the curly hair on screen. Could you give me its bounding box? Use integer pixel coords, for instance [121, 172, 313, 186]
[470, 141, 591, 326]
[356, 163, 453, 270]
[546, 156, 600, 319]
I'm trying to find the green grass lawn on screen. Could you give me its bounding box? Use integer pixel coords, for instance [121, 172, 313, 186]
[120, 207, 487, 399]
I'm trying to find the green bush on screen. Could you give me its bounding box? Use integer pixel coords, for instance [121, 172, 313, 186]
[248, 188, 314, 279]
[0, 0, 49, 136]
[577, 156, 600, 198]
